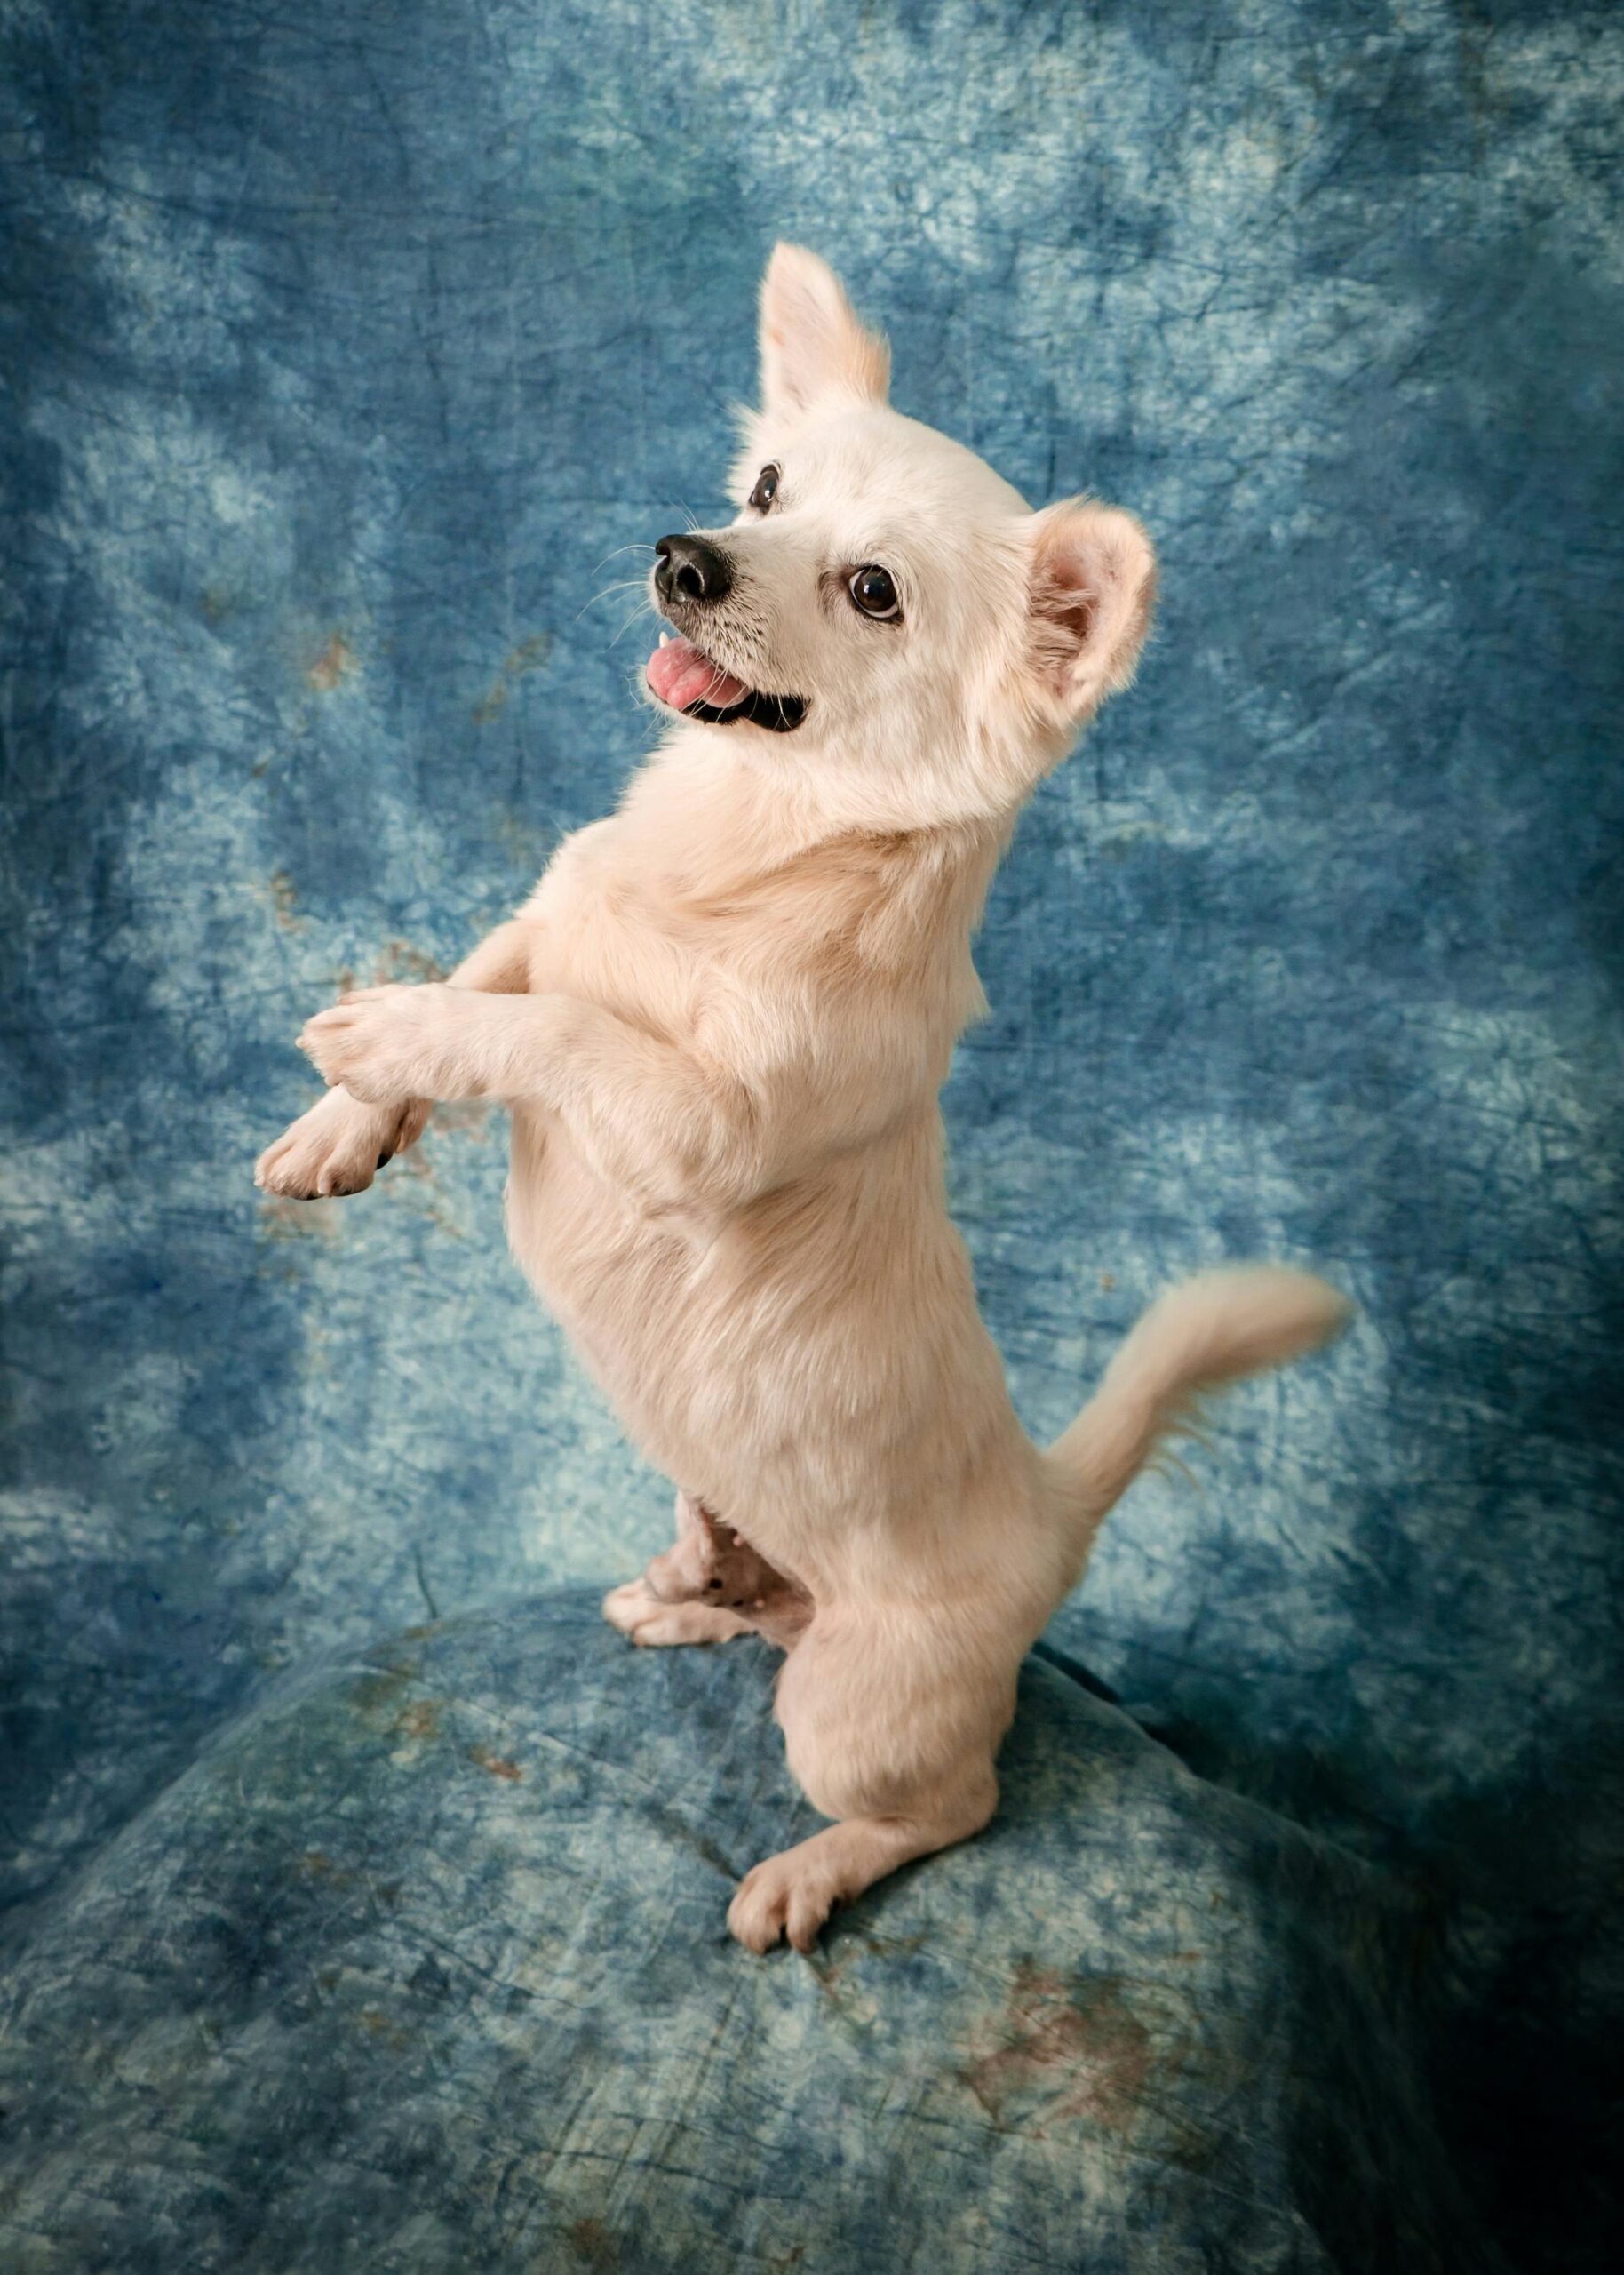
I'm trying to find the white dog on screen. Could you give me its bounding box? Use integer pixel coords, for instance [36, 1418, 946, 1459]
[258, 246, 1348, 1952]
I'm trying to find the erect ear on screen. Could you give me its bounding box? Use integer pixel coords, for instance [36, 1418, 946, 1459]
[1024, 499, 1158, 726]
[759, 243, 890, 419]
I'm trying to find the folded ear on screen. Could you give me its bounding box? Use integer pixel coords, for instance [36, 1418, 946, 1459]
[759, 243, 890, 419]
[1025, 499, 1158, 728]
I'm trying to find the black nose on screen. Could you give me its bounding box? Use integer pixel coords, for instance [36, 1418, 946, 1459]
[655, 533, 733, 609]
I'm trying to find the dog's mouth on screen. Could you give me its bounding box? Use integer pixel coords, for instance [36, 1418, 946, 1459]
[645, 633, 807, 734]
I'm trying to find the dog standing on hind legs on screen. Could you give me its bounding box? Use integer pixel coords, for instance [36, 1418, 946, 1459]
[258, 245, 1349, 1952]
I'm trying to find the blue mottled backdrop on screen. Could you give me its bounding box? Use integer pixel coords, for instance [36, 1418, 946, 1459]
[2, 4, 1620, 2270]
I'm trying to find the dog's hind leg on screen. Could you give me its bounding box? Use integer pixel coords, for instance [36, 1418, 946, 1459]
[727, 1611, 1012, 1952]
[603, 1492, 812, 1649]
[601, 1582, 759, 1648]
[727, 1770, 998, 1953]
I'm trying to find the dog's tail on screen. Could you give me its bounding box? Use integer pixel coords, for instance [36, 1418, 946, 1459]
[1045, 1265, 1350, 1573]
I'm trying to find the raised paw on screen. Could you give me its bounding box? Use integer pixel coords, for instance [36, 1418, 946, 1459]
[601, 1578, 755, 1649]
[298, 984, 467, 1105]
[727, 1848, 839, 1955]
[255, 1086, 429, 1199]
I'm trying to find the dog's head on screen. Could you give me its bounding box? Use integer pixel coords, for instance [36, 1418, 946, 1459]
[645, 245, 1156, 829]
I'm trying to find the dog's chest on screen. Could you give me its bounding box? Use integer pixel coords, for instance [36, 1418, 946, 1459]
[532, 833, 744, 1042]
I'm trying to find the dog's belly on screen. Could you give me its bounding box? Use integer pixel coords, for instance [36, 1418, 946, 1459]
[504, 1102, 1018, 1559]
[505, 1108, 714, 1468]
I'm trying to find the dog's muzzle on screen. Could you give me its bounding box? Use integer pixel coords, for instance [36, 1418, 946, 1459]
[646, 532, 808, 733]
[654, 534, 733, 610]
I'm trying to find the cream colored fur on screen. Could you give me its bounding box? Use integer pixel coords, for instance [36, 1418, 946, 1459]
[257, 246, 1348, 1952]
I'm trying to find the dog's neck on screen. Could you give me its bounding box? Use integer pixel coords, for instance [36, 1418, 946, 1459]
[607, 729, 1009, 1028]
[621, 722, 1018, 905]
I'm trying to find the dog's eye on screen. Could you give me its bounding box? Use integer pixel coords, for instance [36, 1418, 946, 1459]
[848, 564, 901, 621]
[748, 463, 780, 512]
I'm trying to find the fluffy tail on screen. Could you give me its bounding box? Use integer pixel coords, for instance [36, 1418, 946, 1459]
[1047, 1265, 1351, 1568]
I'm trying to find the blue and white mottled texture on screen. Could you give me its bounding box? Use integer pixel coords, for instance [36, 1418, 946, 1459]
[1, 3, 1618, 2269]
[3, 1597, 1485, 2274]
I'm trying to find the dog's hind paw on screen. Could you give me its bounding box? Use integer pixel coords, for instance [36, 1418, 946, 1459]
[728, 1849, 839, 1954]
[601, 1579, 754, 1648]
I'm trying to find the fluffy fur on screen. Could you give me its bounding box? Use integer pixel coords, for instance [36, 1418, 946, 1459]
[258, 246, 1348, 1952]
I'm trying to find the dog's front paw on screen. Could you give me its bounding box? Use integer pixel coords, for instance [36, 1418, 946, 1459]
[299, 984, 464, 1105]
[728, 1849, 838, 1955]
[255, 1086, 428, 1199]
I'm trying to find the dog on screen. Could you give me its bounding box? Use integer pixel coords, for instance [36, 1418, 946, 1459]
[257, 245, 1349, 1952]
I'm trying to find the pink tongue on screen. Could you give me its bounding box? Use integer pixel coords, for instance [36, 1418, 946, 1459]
[646, 635, 750, 713]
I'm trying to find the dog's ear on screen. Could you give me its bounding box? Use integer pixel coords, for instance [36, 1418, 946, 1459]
[759, 244, 890, 418]
[1023, 499, 1157, 727]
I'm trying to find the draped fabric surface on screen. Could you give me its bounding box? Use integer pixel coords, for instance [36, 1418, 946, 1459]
[2, 4, 1619, 2270]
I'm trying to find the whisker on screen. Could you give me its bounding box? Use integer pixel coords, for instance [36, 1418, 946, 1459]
[609, 595, 657, 648]
[587, 542, 657, 577]
[577, 577, 655, 624]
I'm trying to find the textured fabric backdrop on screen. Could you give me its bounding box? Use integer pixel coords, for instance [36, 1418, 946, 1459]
[3, 3, 1620, 2269]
